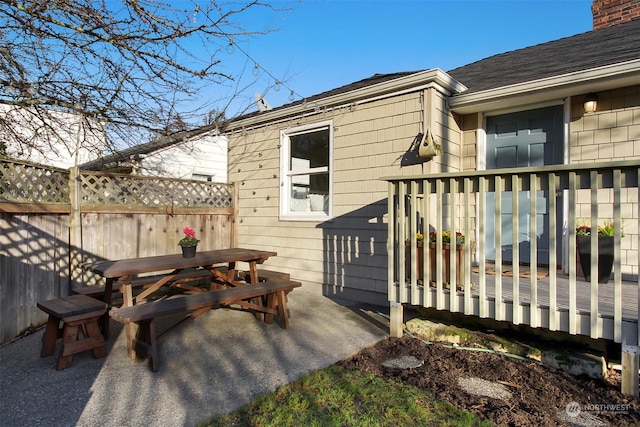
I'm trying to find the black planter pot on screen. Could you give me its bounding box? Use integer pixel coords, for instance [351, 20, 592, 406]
[576, 235, 614, 284]
[181, 245, 197, 258]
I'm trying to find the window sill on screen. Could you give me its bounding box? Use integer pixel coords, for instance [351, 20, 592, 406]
[279, 213, 331, 222]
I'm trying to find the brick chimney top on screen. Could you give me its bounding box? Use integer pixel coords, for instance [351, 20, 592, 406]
[592, 0, 640, 29]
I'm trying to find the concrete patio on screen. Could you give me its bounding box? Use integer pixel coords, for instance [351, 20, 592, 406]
[0, 284, 389, 427]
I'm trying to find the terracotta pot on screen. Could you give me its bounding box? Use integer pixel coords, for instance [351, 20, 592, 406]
[405, 241, 424, 280]
[429, 243, 464, 285]
[405, 241, 464, 285]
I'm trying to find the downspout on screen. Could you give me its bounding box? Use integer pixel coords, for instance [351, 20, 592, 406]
[421, 89, 427, 175]
[421, 88, 434, 175]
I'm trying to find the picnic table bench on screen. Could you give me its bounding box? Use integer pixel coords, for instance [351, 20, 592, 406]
[109, 279, 301, 371]
[83, 249, 275, 338]
[37, 294, 108, 370]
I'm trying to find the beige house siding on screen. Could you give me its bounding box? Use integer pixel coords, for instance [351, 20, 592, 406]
[571, 85, 640, 162]
[228, 80, 640, 302]
[228, 87, 461, 303]
[460, 114, 479, 172]
[451, 90, 640, 279]
[569, 84, 640, 279]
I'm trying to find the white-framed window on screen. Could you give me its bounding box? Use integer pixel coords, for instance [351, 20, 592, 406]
[280, 120, 333, 221]
[191, 173, 214, 181]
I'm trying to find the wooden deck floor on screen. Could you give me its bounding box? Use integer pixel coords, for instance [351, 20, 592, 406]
[462, 270, 640, 322]
[402, 266, 640, 343]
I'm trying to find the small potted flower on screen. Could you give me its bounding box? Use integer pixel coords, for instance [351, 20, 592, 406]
[429, 231, 465, 246]
[405, 232, 426, 281]
[576, 220, 622, 284]
[178, 226, 200, 258]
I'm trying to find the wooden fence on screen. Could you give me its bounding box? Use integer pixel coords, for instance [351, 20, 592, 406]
[0, 159, 237, 343]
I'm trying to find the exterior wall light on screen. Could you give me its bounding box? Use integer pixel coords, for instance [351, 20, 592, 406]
[584, 93, 598, 114]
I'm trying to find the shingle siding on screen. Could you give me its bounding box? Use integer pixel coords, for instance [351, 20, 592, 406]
[225, 2, 640, 301]
[228, 89, 459, 302]
[571, 85, 640, 163]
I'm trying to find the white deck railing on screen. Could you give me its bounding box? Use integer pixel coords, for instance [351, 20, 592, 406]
[384, 160, 640, 346]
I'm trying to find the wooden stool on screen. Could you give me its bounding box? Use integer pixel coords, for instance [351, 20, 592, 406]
[37, 294, 108, 370]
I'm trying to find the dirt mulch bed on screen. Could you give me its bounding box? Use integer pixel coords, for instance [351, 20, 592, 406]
[337, 336, 640, 426]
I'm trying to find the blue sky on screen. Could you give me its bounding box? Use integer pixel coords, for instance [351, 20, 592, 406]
[196, 0, 595, 119]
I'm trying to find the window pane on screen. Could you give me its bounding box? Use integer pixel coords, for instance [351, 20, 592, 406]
[310, 173, 328, 195]
[289, 172, 329, 213]
[290, 128, 329, 170]
[280, 120, 332, 220]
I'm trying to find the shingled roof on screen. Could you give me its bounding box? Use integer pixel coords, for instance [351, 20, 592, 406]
[447, 17, 640, 95]
[80, 124, 218, 171]
[224, 71, 422, 125]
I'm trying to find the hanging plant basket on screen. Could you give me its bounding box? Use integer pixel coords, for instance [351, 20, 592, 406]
[418, 128, 443, 159]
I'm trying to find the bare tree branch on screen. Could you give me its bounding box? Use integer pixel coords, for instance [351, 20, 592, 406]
[0, 0, 281, 161]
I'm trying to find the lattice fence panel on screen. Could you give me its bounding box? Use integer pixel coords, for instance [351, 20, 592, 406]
[78, 171, 234, 208]
[0, 159, 69, 204]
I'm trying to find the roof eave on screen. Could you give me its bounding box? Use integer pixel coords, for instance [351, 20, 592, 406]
[79, 125, 220, 170]
[448, 59, 640, 115]
[226, 68, 467, 131]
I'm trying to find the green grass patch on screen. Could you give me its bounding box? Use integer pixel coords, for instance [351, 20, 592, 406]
[197, 365, 494, 427]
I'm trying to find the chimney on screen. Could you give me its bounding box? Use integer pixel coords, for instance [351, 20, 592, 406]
[592, 0, 640, 29]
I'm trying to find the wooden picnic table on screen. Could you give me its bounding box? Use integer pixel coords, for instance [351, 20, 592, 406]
[83, 248, 277, 358]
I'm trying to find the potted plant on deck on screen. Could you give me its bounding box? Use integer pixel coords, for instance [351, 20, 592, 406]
[405, 232, 425, 281]
[576, 220, 621, 284]
[178, 226, 200, 258]
[428, 231, 465, 287]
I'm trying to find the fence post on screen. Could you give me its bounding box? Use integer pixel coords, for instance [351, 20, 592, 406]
[231, 181, 239, 247]
[69, 166, 82, 290]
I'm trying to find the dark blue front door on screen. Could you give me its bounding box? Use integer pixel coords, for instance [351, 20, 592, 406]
[485, 105, 563, 265]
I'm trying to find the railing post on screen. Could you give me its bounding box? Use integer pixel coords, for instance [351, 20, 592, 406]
[449, 177, 457, 312]
[389, 301, 404, 338]
[463, 177, 472, 315]
[548, 172, 558, 331]
[398, 182, 408, 304]
[622, 341, 639, 397]
[387, 182, 397, 303]
[383, 161, 640, 363]
[478, 176, 487, 318]
[410, 180, 419, 305]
